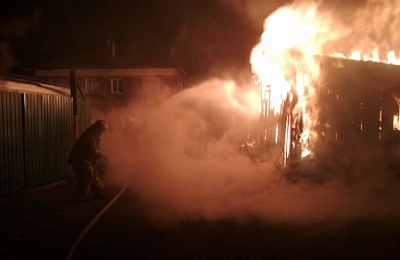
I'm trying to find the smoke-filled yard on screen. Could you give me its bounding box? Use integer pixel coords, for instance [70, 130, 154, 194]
[98, 77, 400, 227]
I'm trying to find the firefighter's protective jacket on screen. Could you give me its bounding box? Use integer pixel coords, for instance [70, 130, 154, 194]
[67, 130, 104, 166]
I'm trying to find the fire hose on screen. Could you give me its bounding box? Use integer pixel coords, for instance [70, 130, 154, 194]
[65, 182, 129, 260]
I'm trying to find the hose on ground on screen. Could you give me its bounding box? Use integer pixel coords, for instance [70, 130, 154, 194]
[65, 182, 129, 260]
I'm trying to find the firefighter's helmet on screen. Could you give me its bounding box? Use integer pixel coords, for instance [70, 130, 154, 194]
[89, 120, 109, 133]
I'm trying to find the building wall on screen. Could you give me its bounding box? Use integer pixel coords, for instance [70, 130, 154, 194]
[35, 68, 188, 113]
[77, 75, 143, 112]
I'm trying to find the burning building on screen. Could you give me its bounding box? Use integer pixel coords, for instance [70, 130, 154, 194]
[244, 1, 400, 175]
[246, 55, 400, 173]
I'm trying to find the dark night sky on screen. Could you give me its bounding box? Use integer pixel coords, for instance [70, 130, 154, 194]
[0, 0, 296, 82]
[0, 0, 367, 82]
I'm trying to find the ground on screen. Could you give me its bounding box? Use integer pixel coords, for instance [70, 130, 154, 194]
[1, 179, 400, 259]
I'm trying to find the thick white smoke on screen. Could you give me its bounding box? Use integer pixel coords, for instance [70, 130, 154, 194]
[101, 79, 400, 225]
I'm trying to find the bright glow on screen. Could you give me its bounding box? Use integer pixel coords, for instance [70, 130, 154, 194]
[349, 50, 361, 60]
[394, 115, 400, 131]
[388, 51, 400, 65]
[302, 149, 311, 158]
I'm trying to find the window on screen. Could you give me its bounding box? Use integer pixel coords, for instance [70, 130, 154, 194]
[111, 78, 124, 94]
[86, 78, 99, 93]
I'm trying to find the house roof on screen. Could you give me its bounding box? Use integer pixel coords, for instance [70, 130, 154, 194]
[34, 41, 179, 70]
[34, 68, 188, 79]
[33, 44, 189, 80]
[0, 72, 70, 96]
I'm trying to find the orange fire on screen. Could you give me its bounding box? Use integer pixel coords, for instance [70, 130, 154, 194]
[250, 0, 400, 163]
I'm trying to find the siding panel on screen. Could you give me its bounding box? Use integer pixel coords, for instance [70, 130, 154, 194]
[1, 89, 90, 196]
[0, 91, 24, 194]
[24, 94, 76, 188]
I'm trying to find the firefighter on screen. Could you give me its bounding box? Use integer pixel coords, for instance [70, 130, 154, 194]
[67, 120, 109, 202]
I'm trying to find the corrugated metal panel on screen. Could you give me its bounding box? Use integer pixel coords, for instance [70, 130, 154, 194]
[1, 89, 92, 195]
[24, 93, 74, 188]
[24, 93, 38, 188]
[0, 91, 24, 194]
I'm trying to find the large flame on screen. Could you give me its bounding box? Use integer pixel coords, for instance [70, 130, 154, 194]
[250, 0, 400, 159]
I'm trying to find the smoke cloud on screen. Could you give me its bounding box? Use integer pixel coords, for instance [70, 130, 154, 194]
[99, 78, 400, 225]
